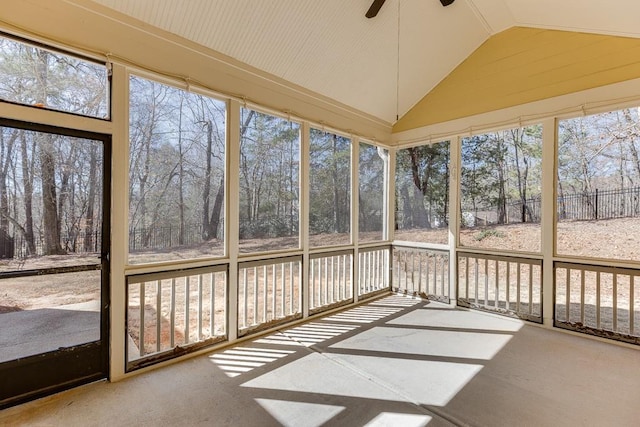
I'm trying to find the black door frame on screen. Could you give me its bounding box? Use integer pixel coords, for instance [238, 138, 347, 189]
[0, 118, 111, 408]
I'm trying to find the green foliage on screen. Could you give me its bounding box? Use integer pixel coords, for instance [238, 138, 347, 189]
[473, 228, 505, 241]
[395, 141, 450, 232]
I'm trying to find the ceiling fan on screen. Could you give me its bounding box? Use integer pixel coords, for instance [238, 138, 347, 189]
[366, 0, 455, 18]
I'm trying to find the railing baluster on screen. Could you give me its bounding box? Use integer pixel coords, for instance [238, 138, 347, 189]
[262, 265, 267, 323]
[613, 273, 618, 332]
[517, 263, 523, 316]
[156, 279, 161, 353]
[484, 258, 489, 307]
[198, 274, 203, 341]
[242, 268, 248, 328]
[140, 281, 145, 357]
[281, 263, 285, 317]
[505, 262, 510, 311]
[210, 273, 215, 338]
[185, 276, 190, 344]
[170, 278, 176, 348]
[495, 260, 499, 309]
[631, 275, 635, 335]
[529, 263, 533, 315]
[310, 258, 315, 309]
[272, 264, 276, 320]
[289, 262, 294, 315]
[596, 271, 601, 329]
[440, 257, 447, 295]
[564, 267, 570, 322]
[580, 269, 586, 324]
[253, 267, 258, 325]
[474, 258, 479, 304]
[330, 255, 335, 303]
[464, 256, 469, 300]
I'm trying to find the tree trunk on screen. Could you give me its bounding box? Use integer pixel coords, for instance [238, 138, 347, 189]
[20, 134, 36, 255]
[40, 134, 64, 255]
[202, 121, 213, 239]
[35, 49, 64, 255]
[84, 145, 98, 252]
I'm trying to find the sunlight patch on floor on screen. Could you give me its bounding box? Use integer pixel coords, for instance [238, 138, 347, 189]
[332, 326, 513, 360]
[209, 346, 295, 377]
[254, 398, 345, 427]
[364, 412, 432, 427]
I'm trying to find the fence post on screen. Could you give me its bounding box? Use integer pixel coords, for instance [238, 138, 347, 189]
[595, 188, 599, 220]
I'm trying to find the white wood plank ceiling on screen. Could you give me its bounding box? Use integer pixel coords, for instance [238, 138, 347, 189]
[84, 0, 640, 124]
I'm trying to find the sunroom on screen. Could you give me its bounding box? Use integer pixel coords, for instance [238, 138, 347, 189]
[1, 0, 640, 425]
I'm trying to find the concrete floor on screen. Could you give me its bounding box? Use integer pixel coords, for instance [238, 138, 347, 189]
[2, 295, 639, 426]
[0, 301, 100, 363]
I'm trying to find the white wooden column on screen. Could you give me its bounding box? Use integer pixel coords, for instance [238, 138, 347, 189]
[448, 137, 461, 305]
[386, 147, 396, 288]
[300, 122, 310, 317]
[541, 117, 557, 327]
[227, 99, 241, 341]
[109, 63, 128, 381]
[352, 137, 360, 302]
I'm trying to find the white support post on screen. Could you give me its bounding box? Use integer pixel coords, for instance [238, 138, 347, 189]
[227, 99, 241, 341]
[300, 122, 310, 318]
[541, 117, 557, 328]
[387, 148, 396, 289]
[352, 137, 360, 301]
[109, 63, 128, 381]
[448, 137, 461, 306]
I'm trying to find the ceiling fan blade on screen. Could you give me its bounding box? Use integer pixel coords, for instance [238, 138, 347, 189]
[366, 0, 386, 18]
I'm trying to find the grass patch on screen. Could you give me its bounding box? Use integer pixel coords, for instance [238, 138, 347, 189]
[474, 229, 505, 241]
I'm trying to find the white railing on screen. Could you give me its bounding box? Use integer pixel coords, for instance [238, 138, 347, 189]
[358, 246, 390, 297]
[309, 250, 353, 313]
[457, 252, 542, 322]
[555, 262, 639, 344]
[238, 256, 302, 335]
[126, 265, 227, 369]
[393, 245, 450, 302]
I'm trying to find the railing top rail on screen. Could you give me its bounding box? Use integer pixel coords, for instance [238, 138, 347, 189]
[238, 254, 302, 269]
[555, 260, 640, 276]
[457, 250, 542, 265]
[358, 244, 391, 254]
[127, 263, 228, 283]
[393, 242, 450, 253]
[310, 249, 353, 259]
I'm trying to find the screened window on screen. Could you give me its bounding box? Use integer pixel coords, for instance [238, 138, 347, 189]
[239, 108, 300, 253]
[557, 108, 640, 261]
[309, 128, 351, 247]
[395, 141, 450, 244]
[359, 142, 387, 242]
[460, 125, 542, 252]
[0, 35, 109, 119]
[128, 76, 226, 264]
[0, 124, 104, 271]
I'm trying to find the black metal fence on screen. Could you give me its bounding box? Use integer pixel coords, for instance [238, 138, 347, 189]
[465, 185, 640, 226]
[1, 230, 102, 259]
[557, 186, 640, 221]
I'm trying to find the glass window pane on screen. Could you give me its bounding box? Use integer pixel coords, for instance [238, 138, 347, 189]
[128, 76, 226, 264]
[557, 108, 640, 261]
[395, 141, 450, 244]
[459, 126, 542, 253]
[359, 142, 387, 242]
[0, 36, 109, 119]
[239, 108, 300, 253]
[309, 129, 351, 247]
[0, 126, 103, 271]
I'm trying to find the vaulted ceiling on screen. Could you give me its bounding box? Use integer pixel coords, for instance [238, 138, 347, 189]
[76, 0, 640, 125]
